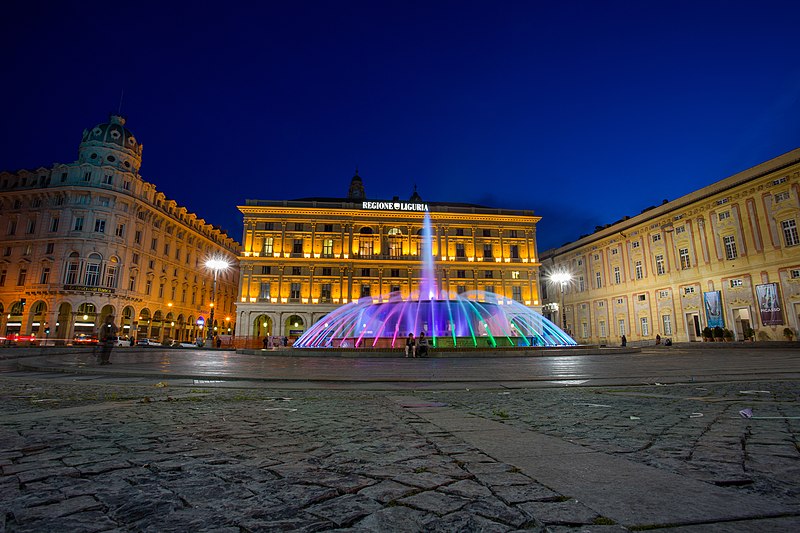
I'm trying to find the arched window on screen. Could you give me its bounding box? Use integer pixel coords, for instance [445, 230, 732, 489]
[65, 252, 80, 284]
[84, 253, 102, 286]
[105, 256, 119, 288]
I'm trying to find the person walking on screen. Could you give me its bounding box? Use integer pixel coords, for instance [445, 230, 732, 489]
[405, 333, 416, 358]
[99, 315, 118, 365]
[417, 331, 429, 357]
[621, 334, 627, 347]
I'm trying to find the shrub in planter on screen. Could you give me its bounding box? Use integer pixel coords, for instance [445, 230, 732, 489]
[702, 327, 713, 341]
[785, 327, 795, 341]
[743, 326, 755, 341]
[723, 328, 734, 341]
[713, 326, 724, 341]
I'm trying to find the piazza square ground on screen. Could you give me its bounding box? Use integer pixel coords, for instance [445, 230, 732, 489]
[1, 343, 799, 532]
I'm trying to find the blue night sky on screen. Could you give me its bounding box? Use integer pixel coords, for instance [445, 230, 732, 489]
[2, 0, 799, 250]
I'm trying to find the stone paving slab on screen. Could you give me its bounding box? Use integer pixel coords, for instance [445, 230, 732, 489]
[392, 394, 799, 528]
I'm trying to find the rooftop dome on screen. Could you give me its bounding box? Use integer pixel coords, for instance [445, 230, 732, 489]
[78, 114, 143, 173]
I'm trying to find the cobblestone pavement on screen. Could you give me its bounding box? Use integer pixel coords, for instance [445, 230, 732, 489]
[1, 375, 799, 532]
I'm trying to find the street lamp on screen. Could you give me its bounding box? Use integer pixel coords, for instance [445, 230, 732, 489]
[549, 270, 572, 333]
[205, 257, 230, 340]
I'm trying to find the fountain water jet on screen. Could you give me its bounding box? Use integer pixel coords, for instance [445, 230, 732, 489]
[294, 213, 576, 349]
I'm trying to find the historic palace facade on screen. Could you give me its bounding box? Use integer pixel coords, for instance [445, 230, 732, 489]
[235, 173, 542, 341]
[0, 115, 239, 343]
[540, 148, 800, 345]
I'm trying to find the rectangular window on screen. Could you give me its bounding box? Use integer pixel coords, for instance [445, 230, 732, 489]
[613, 266, 621, 284]
[128, 276, 136, 291]
[655, 254, 665, 275]
[73, 217, 84, 231]
[259, 282, 271, 300]
[151, 238, 158, 251]
[578, 275, 585, 291]
[39, 267, 50, 284]
[23, 244, 32, 256]
[484, 270, 493, 279]
[718, 211, 730, 221]
[261, 266, 271, 274]
[597, 301, 604, 307]
[390, 268, 400, 277]
[175, 247, 181, 260]
[510, 229, 518, 238]
[616, 298, 624, 304]
[595, 271, 602, 288]
[662, 315, 672, 335]
[322, 238, 333, 257]
[360, 284, 371, 298]
[45, 242, 54, 254]
[50, 217, 59, 232]
[115, 223, 125, 237]
[599, 321, 607, 337]
[509, 245, 519, 259]
[83, 171, 91, 181]
[148, 259, 154, 269]
[123, 180, 131, 190]
[638, 294, 646, 301]
[581, 322, 588, 338]
[17, 269, 27, 286]
[457, 285, 466, 294]
[84, 263, 100, 286]
[483, 244, 492, 258]
[511, 271, 521, 280]
[292, 266, 302, 275]
[611, 248, 619, 255]
[483, 229, 491, 237]
[361, 268, 370, 277]
[322, 267, 332, 276]
[684, 286, 696, 294]
[0, 269, 5, 286]
[456, 228, 464, 236]
[457, 270, 466, 278]
[652, 234, 661, 242]
[730, 278, 743, 287]
[675, 226, 686, 234]
[290, 283, 301, 300]
[791, 269, 800, 279]
[323, 223, 334, 232]
[456, 243, 465, 258]
[320, 283, 332, 302]
[94, 219, 106, 233]
[132, 253, 139, 265]
[632, 241, 640, 249]
[359, 238, 373, 257]
[679, 248, 691, 269]
[105, 265, 117, 288]
[775, 191, 790, 202]
[134, 230, 141, 244]
[512, 286, 522, 302]
[294, 223, 304, 231]
[781, 220, 799, 247]
[145, 279, 152, 295]
[723, 235, 737, 260]
[263, 237, 274, 255]
[640, 317, 649, 336]
[635, 260, 643, 280]
[292, 238, 303, 254]
[659, 290, 669, 298]
[26, 219, 35, 234]
[103, 174, 113, 185]
[158, 283, 164, 298]
[618, 319, 626, 336]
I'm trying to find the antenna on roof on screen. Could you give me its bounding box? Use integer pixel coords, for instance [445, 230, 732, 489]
[118, 89, 124, 115]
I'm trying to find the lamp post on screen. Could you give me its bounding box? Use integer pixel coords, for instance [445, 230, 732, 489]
[205, 258, 230, 340]
[549, 271, 572, 333]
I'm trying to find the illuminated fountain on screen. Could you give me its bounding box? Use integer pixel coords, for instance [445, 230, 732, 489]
[293, 213, 577, 349]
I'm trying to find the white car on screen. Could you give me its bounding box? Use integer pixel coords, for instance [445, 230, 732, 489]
[136, 338, 161, 347]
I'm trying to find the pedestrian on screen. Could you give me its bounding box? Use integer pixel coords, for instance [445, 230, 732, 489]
[621, 334, 627, 347]
[405, 333, 416, 358]
[282, 336, 288, 347]
[262, 336, 269, 349]
[656, 334, 661, 345]
[417, 331, 429, 357]
[215, 335, 222, 349]
[99, 315, 118, 365]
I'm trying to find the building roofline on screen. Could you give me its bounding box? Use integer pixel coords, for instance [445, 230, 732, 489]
[541, 147, 800, 258]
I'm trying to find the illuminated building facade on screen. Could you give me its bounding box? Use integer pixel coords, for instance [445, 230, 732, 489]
[236, 173, 542, 341]
[0, 115, 239, 343]
[540, 148, 800, 344]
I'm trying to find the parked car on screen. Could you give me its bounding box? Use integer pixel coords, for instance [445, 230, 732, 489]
[73, 334, 98, 345]
[136, 338, 161, 347]
[109, 336, 128, 346]
[173, 341, 200, 348]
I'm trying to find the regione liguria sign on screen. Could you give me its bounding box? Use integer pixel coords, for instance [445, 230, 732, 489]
[362, 201, 429, 212]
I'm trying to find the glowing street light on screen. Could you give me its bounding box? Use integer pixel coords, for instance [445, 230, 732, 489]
[205, 257, 230, 340]
[548, 270, 572, 333]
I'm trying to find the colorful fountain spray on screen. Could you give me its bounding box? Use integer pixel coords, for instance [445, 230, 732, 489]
[294, 213, 577, 349]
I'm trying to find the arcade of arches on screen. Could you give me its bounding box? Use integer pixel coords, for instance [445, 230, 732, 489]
[1, 298, 235, 343]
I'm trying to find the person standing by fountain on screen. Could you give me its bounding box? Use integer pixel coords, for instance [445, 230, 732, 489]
[418, 331, 429, 357]
[405, 333, 416, 358]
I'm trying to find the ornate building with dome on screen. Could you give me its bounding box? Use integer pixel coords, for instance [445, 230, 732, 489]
[0, 115, 240, 344]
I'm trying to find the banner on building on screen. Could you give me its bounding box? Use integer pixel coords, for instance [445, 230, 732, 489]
[703, 291, 724, 328]
[755, 283, 784, 326]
